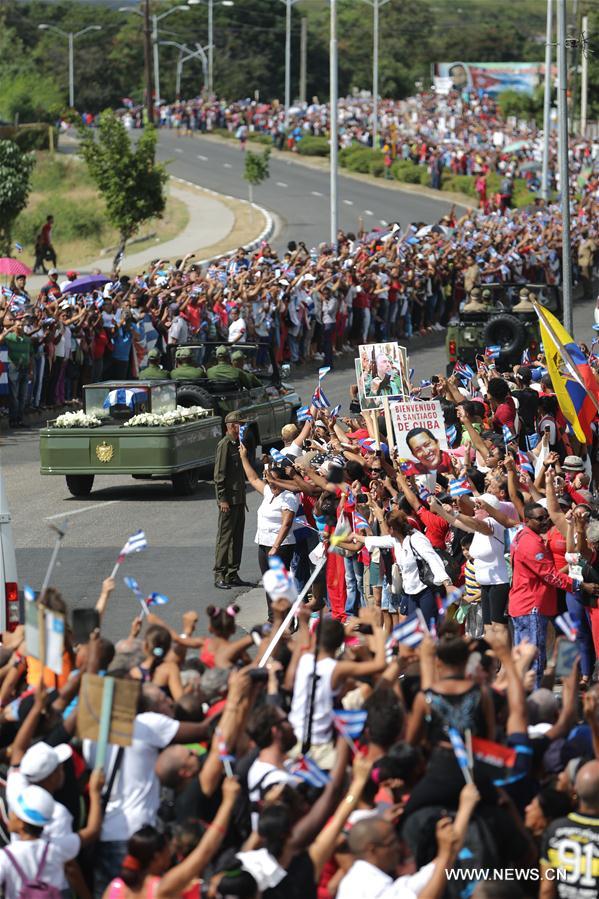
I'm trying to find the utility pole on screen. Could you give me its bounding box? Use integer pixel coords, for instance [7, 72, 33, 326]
[208, 0, 213, 94]
[581, 14, 588, 136]
[330, 0, 338, 248]
[299, 16, 307, 104]
[557, 0, 573, 332]
[152, 14, 160, 107]
[280, 0, 299, 123]
[362, 0, 391, 151]
[68, 32, 74, 109]
[541, 0, 553, 202]
[143, 0, 154, 123]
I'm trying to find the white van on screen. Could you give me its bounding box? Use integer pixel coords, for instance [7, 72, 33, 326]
[0, 466, 19, 632]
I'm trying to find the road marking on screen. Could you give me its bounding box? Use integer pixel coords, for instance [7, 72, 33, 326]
[223, 162, 232, 168]
[343, 199, 354, 206]
[364, 209, 374, 216]
[380, 219, 388, 226]
[175, 148, 183, 154]
[276, 181, 288, 187]
[311, 190, 323, 197]
[46, 500, 120, 521]
[197, 154, 208, 160]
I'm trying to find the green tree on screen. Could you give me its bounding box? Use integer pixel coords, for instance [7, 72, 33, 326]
[78, 110, 168, 269]
[243, 148, 270, 203]
[0, 140, 35, 256]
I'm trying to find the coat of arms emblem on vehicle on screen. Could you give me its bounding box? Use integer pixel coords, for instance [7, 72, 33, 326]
[96, 442, 114, 463]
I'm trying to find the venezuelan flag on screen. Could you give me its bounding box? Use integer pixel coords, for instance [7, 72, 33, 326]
[533, 303, 599, 444]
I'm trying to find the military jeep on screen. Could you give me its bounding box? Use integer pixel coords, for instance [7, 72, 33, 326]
[446, 282, 561, 375]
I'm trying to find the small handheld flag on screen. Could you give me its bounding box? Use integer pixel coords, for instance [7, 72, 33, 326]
[555, 612, 577, 642]
[312, 385, 330, 410]
[454, 361, 475, 381]
[388, 613, 424, 649]
[353, 511, 370, 530]
[111, 530, 147, 577]
[269, 447, 288, 465]
[516, 451, 534, 476]
[318, 366, 331, 381]
[448, 477, 472, 497]
[485, 345, 501, 360]
[287, 755, 330, 788]
[526, 433, 540, 451]
[330, 404, 341, 419]
[446, 424, 458, 447]
[502, 425, 515, 445]
[124, 575, 150, 616]
[296, 405, 313, 422]
[448, 727, 474, 784]
[332, 709, 367, 740]
[521, 348, 531, 364]
[263, 555, 298, 602]
[146, 592, 169, 607]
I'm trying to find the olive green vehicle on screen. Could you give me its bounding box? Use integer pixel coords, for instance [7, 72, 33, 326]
[446, 282, 561, 375]
[40, 343, 302, 498]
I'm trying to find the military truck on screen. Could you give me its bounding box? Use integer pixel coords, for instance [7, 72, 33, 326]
[446, 282, 561, 375]
[166, 341, 302, 457]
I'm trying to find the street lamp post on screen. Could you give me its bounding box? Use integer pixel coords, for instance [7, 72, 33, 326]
[330, 0, 338, 248]
[187, 0, 234, 95]
[361, 0, 391, 151]
[161, 40, 209, 97]
[38, 23, 102, 109]
[279, 0, 300, 123]
[120, 4, 190, 107]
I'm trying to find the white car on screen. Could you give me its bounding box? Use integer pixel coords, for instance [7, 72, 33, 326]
[0, 466, 19, 633]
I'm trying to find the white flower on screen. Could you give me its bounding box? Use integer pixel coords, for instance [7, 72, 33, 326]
[122, 406, 210, 428]
[53, 411, 102, 428]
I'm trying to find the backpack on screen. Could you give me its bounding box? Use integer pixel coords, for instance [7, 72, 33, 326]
[3, 842, 62, 899]
[231, 749, 276, 843]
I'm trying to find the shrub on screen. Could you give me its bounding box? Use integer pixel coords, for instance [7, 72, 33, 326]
[369, 158, 385, 178]
[392, 160, 421, 184]
[443, 174, 478, 197]
[297, 135, 330, 156]
[344, 148, 382, 173]
[419, 168, 431, 187]
[248, 132, 272, 146]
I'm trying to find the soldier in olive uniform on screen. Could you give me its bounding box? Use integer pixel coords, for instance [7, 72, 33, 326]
[231, 349, 262, 388]
[139, 348, 170, 380]
[213, 410, 252, 589]
[170, 347, 207, 380]
[206, 346, 245, 386]
[462, 287, 488, 313]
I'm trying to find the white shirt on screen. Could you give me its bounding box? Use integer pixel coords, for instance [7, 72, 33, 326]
[168, 315, 189, 346]
[364, 531, 448, 595]
[246, 759, 296, 830]
[469, 517, 509, 585]
[228, 316, 247, 343]
[255, 486, 299, 547]
[83, 711, 179, 841]
[6, 769, 79, 889]
[0, 838, 80, 899]
[337, 859, 435, 899]
[289, 654, 337, 744]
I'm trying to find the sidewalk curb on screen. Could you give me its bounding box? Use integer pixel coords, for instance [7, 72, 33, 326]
[172, 177, 274, 263]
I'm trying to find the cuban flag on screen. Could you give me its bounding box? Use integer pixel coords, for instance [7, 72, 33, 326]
[287, 756, 330, 789]
[388, 613, 424, 649]
[104, 388, 147, 410]
[420, 379, 432, 387]
[454, 361, 475, 381]
[526, 433, 540, 451]
[0, 347, 9, 397]
[353, 511, 370, 530]
[555, 612, 577, 642]
[312, 385, 330, 409]
[448, 728, 473, 782]
[137, 313, 160, 370]
[330, 404, 341, 419]
[146, 592, 169, 607]
[516, 451, 534, 475]
[269, 447, 288, 465]
[418, 483, 432, 502]
[521, 348, 531, 364]
[485, 345, 501, 360]
[124, 576, 144, 601]
[116, 530, 148, 564]
[296, 405, 313, 422]
[446, 424, 458, 447]
[359, 438, 377, 452]
[217, 735, 235, 765]
[318, 366, 331, 381]
[332, 709, 367, 740]
[14, 242, 23, 254]
[502, 425, 515, 445]
[449, 477, 472, 497]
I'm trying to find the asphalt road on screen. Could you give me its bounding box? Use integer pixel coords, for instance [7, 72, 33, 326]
[155, 130, 461, 251]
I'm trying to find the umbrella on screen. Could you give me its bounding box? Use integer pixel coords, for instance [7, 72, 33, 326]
[503, 140, 529, 154]
[0, 258, 32, 277]
[61, 274, 112, 295]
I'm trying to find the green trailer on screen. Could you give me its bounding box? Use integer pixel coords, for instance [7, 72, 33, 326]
[40, 381, 222, 497]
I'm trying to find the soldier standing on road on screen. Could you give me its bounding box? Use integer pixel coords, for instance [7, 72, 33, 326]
[213, 411, 252, 590]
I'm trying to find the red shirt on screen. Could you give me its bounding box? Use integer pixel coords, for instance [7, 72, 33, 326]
[492, 396, 517, 434]
[546, 526, 567, 574]
[509, 526, 574, 618]
[416, 506, 449, 549]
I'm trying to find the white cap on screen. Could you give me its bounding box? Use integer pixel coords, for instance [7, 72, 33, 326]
[15, 785, 55, 827]
[20, 742, 72, 782]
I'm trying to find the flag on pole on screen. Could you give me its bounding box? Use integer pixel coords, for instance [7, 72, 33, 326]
[502, 425, 515, 445]
[448, 477, 472, 497]
[353, 511, 370, 530]
[296, 405, 313, 422]
[485, 345, 501, 360]
[454, 361, 475, 381]
[526, 433, 540, 451]
[521, 348, 531, 364]
[318, 366, 331, 381]
[388, 613, 425, 649]
[533, 300, 599, 444]
[516, 451, 534, 475]
[330, 404, 342, 419]
[262, 555, 297, 601]
[332, 709, 367, 740]
[446, 424, 458, 446]
[555, 612, 577, 642]
[124, 576, 149, 615]
[115, 530, 147, 565]
[312, 385, 330, 409]
[269, 447, 288, 465]
[286, 756, 330, 788]
[146, 592, 169, 607]
[448, 727, 474, 783]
